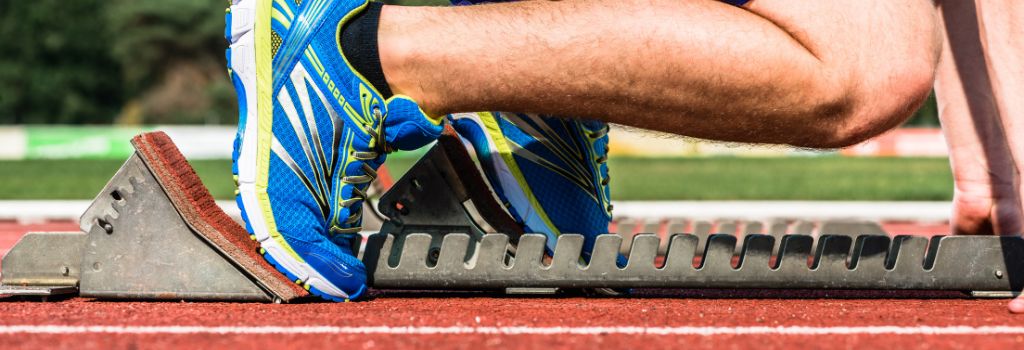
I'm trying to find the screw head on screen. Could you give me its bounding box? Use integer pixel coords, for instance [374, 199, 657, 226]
[428, 247, 441, 264]
[97, 218, 113, 234]
[995, 270, 1005, 279]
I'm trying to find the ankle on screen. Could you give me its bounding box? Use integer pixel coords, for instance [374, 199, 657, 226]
[377, 5, 449, 117]
[339, 2, 391, 97]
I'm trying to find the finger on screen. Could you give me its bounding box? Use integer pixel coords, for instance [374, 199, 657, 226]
[1008, 293, 1024, 314]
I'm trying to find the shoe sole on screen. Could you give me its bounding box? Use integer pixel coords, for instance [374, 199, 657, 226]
[227, 0, 362, 302]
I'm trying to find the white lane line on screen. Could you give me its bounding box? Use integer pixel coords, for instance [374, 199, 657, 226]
[612, 201, 951, 222]
[0, 200, 950, 222]
[0, 325, 1021, 336]
[0, 200, 242, 223]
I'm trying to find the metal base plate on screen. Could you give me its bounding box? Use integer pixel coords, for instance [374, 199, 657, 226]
[0, 285, 78, 297]
[0, 232, 85, 287]
[366, 232, 1024, 292]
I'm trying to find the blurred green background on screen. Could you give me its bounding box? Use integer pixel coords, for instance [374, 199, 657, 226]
[0, 0, 940, 127]
[0, 157, 954, 200]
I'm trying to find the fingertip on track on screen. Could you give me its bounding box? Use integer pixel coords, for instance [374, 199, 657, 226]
[1008, 298, 1024, 314]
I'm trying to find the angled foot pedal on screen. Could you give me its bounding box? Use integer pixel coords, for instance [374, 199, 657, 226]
[365, 127, 524, 275]
[1, 132, 306, 302]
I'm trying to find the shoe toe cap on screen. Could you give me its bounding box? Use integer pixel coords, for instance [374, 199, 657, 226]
[302, 244, 369, 298]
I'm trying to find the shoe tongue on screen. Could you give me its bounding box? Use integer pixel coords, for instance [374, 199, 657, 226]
[383, 97, 443, 151]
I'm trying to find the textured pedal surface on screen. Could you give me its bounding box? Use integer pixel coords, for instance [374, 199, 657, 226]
[131, 132, 307, 301]
[365, 232, 1024, 292]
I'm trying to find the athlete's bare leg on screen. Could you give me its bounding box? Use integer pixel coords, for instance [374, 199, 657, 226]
[935, 0, 1024, 313]
[377, 0, 940, 148]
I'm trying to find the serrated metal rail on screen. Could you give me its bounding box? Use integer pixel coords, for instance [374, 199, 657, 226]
[365, 232, 1024, 292]
[364, 137, 1024, 293]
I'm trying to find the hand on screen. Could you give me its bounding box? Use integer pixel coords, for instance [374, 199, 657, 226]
[1011, 294, 1024, 313]
[949, 180, 1023, 236]
[949, 180, 1024, 313]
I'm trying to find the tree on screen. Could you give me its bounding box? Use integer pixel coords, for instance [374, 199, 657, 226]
[0, 0, 124, 124]
[105, 0, 235, 124]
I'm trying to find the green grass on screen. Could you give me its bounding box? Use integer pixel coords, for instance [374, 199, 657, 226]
[0, 157, 953, 201]
[605, 157, 953, 201]
[0, 159, 238, 200]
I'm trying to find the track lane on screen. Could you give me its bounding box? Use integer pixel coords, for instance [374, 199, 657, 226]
[0, 296, 1021, 349]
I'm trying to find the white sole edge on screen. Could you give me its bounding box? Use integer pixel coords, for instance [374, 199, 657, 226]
[230, 0, 349, 299]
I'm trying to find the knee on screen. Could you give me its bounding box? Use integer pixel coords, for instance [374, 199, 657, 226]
[807, 70, 934, 149]
[796, 28, 940, 149]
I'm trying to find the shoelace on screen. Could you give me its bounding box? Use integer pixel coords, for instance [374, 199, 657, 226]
[329, 104, 384, 235]
[586, 123, 613, 213]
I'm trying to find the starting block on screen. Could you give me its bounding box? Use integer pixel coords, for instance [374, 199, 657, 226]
[1, 131, 1023, 302]
[1, 133, 306, 302]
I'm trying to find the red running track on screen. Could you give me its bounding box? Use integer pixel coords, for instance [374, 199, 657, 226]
[1, 293, 1022, 349]
[3, 221, 1023, 349]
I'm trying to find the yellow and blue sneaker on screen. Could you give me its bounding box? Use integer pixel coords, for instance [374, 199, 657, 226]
[226, 0, 442, 301]
[448, 0, 621, 266]
[450, 113, 617, 263]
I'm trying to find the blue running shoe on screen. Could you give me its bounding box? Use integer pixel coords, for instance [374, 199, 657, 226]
[450, 112, 615, 262]
[447, 0, 617, 265]
[226, 0, 442, 301]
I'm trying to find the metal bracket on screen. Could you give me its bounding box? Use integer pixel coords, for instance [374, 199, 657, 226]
[0, 232, 85, 298]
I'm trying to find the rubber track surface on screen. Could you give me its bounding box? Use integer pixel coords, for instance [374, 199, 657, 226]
[0, 292, 1022, 349]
